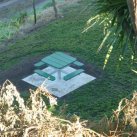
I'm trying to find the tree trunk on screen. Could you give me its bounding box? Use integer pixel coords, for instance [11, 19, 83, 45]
[127, 0, 137, 35]
[52, 0, 58, 18]
[33, 0, 37, 24]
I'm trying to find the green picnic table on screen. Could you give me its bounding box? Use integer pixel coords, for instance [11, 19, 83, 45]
[41, 52, 76, 79]
[34, 52, 84, 80]
[41, 52, 76, 69]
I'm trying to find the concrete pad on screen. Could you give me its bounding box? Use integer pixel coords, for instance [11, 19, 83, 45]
[22, 66, 96, 98]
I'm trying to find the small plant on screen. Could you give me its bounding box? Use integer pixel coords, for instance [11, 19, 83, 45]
[0, 21, 16, 42]
[0, 12, 28, 43]
[11, 12, 28, 28]
[17, 12, 28, 24]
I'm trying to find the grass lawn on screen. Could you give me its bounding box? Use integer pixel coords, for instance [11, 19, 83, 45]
[0, 0, 137, 121]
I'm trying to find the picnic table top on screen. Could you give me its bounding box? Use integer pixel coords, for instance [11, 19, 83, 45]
[41, 52, 76, 69]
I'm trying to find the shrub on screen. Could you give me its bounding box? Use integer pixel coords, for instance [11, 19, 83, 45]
[0, 80, 137, 136]
[0, 80, 101, 137]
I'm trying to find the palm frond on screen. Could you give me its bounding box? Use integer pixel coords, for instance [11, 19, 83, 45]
[85, 0, 136, 67]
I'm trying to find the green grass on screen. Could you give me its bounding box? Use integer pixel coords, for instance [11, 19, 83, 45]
[0, 21, 17, 43]
[0, 0, 137, 121]
[0, 0, 58, 44]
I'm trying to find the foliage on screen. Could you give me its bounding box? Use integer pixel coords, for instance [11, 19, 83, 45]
[84, 0, 135, 68]
[1, 81, 137, 136]
[0, 12, 27, 43]
[11, 12, 28, 28]
[113, 92, 137, 132]
[16, 12, 28, 25]
[0, 80, 102, 137]
[0, 21, 17, 43]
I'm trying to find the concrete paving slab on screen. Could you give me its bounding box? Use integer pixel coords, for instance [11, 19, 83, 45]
[22, 66, 96, 98]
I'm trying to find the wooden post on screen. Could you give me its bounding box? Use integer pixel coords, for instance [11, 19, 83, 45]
[33, 0, 37, 24]
[52, 0, 58, 18]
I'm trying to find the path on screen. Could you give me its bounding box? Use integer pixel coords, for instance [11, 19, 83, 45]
[0, 0, 19, 8]
[0, 0, 46, 9]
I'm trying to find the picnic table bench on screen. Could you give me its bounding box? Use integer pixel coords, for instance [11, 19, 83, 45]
[34, 69, 55, 81]
[34, 61, 45, 68]
[73, 61, 84, 67]
[34, 52, 85, 81]
[63, 69, 84, 81]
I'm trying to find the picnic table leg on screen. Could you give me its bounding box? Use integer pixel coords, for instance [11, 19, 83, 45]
[61, 70, 68, 74]
[48, 67, 62, 80]
[58, 70, 61, 80]
[50, 70, 57, 74]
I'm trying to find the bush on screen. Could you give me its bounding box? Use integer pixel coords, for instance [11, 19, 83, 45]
[0, 80, 101, 137]
[0, 80, 137, 136]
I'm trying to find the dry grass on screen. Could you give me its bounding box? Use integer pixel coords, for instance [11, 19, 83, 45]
[0, 80, 103, 137]
[1, 80, 137, 136]
[87, 92, 137, 137]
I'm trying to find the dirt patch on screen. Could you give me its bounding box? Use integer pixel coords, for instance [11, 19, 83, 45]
[0, 55, 43, 91]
